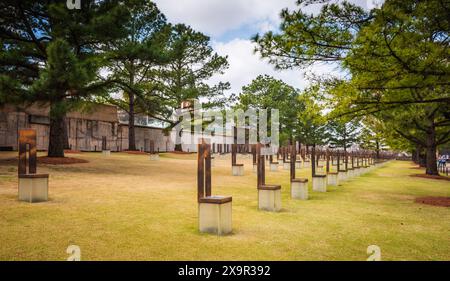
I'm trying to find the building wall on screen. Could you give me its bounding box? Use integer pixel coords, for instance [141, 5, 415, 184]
[0, 104, 176, 152]
[0, 110, 27, 150]
[67, 117, 118, 151]
[0, 103, 239, 152]
[118, 125, 173, 152]
[171, 131, 236, 153]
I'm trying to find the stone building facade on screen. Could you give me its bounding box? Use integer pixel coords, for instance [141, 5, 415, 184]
[0, 103, 238, 152]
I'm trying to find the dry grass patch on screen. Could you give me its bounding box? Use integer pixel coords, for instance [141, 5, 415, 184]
[0, 152, 449, 261]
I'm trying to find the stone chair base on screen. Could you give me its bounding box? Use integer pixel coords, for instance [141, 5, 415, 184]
[347, 168, 355, 178]
[362, 166, 370, 174]
[338, 170, 347, 181]
[283, 162, 290, 170]
[270, 162, 278, 171]
[253, 164, 257, 173]
[102, 150, 111, 156]
[327, 172, 339, 186]
[295, 161, 302, 169]
[18, 174, 49, 203]
[303, 161, 311, 168]
[149, 154, 159, 161]
[232, 164, 244, 176]
[291, 178, 308, 200]
[312, 175, 327, 192]
[258, 185, 281, 212]
[198, 196, 232, 235]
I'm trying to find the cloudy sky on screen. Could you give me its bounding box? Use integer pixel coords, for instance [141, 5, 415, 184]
[153, 0, 376, 95]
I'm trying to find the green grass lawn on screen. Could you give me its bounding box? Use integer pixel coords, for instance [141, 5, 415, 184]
[0, 152, 448, 261]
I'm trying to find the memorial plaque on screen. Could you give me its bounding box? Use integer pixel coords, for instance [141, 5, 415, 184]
[257, 143, 281, 211]
[252, 144, 257, 165]
[18, 129, 49, 202]
[197, 140, 232, 235]
[257, 144, 265, 187]
[150, 140, 155, 154]
[197, 141, 212, 201]
[290, 143, 308, 200]
[101, 136, 107, 151]
[18, 129, 37, 175]
[290, 144, 296, 180]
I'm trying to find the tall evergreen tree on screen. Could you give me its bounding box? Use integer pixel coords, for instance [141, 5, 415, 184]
[236, 75, 301, 145]
[253, 0, 449, 175]
[103, 0, 169, 151]
[152, 24, 230, 151]
[0, 0, 130, 157]
[359, 117, 387, 159]
[326, 119, 360, 151]
[296, 86, 327, 147]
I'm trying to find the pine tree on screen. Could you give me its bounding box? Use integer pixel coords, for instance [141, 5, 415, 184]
[0, 0, 130, 156]
[153, 24, 230, 151]
[102, 0, 170, 151]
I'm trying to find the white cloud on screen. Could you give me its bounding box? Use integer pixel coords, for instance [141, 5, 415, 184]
[208, 39, 341, 95]
[152, 0, 347, 96]
[255, 20, 278, 34]
[153, 0, 298, 37]
[153, 0, 379, 38]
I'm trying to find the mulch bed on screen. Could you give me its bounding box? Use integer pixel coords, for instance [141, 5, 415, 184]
[0, 158, 17, 165]
[410, 174, 450, 181]
[169, 151, 194, 154]
[415, 197, 450, 207]
[64, 150, 82, 154]
[409, 166, 425, 170]
[123, 150, 148, 155]
[38, 156, 89, 165]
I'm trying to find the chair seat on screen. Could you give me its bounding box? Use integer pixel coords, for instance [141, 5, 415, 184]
[258, 184, 281, 190]
[291, 178, 308, 183]
[271, 162, 279, 164]
[312, 175, 327, 178]
[327, 172, 338, 175]
[19, 173, 49, 179]
[232, 164, 244, 167]
[199, 196, 232, 204]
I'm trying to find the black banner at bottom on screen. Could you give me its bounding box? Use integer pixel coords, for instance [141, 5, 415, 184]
[0, 261, 448, 280]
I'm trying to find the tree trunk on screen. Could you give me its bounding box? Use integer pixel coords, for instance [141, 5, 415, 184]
[128, 92, 137, 151]
[375, 140, 380, 159]
[48, 103, 66, 157]
[425, 126, 438, 175]
[412, 146, 419, 164]
[172, 120, 183, 152]
[343, 143, 348, 170]
[127, 60, 137, 151]
[311, 144, 316, 177]
[63, 117, 70, 149]
[418, 152, 426, 167]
